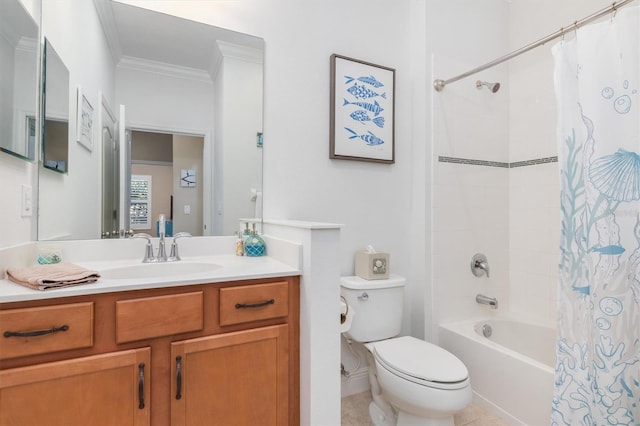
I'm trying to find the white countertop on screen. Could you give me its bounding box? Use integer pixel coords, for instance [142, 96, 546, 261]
[0, 254, 300, 304]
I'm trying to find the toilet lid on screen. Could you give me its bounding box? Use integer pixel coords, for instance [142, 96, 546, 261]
[373, 336, 469, 389]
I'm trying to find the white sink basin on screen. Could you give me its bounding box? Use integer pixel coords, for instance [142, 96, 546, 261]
[100, 262, 221, 280]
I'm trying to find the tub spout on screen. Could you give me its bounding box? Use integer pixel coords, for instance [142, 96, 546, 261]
[476, 294, 498, 309]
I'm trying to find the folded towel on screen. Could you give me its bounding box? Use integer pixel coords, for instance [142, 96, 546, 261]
[6, 263, 100, 291]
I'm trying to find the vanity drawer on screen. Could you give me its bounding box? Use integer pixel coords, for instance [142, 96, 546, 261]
[0, 302, 94, 360]
[220, 281, 289, 326]
[116, 291, 204, 343]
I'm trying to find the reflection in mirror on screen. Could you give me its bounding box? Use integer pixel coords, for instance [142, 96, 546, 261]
[42, 39, 69, 173]
[38, 0, 264, 241]
[129, 130, 204, 237]
[0, 0, 39, 161]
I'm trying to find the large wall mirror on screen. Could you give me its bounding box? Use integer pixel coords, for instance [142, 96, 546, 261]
[0, 0, 39, 161]
[38, 0, 264, 241]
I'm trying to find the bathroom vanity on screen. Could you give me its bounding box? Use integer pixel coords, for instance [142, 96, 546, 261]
[0, 251, 300, 426]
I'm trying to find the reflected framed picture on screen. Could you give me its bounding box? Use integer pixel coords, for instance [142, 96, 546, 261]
[180, 169, 196, 187]
[330, 54, 395, 164]
[76, 86, 94, 151]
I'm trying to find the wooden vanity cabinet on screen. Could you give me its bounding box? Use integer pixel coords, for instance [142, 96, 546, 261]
[0, 348, 151, 426]
[0, 276, 300, 426]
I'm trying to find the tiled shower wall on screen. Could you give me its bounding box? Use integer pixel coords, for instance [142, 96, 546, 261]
[509, 162, 559, 324]
[433, 156, 560, 328]
[432, 44, 560, 331]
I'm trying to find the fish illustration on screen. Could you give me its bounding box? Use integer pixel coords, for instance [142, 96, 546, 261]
[343, 99, 384, 116]
[349, 110, 385, 128]
[347, 83, 386, 100]
[344, 75, 384, 88]
[590, 245, 626, 255]
[345, 128, 385, 146]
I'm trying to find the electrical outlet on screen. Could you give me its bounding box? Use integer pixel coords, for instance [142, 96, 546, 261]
[21, 184, 32, 217]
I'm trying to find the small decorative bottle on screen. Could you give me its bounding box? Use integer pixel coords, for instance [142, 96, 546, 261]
[235, 232, 244, 256]
[244, 224, 266, 257]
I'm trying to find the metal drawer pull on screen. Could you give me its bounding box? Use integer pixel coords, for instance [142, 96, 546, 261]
[138, 363, 145, 409]
[3, 324, 69, 338]
[235, 299, 275, 309]
[175, 356, 182, 400]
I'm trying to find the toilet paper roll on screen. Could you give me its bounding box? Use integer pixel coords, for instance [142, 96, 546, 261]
[340, 300, 355, 334]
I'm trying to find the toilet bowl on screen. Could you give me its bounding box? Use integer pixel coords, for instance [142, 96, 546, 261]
[366, 336, 471, 426]
[341, 275, 472, 426]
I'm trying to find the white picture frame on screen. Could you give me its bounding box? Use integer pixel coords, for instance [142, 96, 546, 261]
[76, 86, 94, 151]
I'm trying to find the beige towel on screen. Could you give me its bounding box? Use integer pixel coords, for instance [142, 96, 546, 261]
[6, 263, 100, 291]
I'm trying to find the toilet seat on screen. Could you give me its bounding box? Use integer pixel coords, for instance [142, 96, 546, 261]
[372, 336, 470, 390]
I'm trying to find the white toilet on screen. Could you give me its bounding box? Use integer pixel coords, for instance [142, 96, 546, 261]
[341, 275, 472, 426]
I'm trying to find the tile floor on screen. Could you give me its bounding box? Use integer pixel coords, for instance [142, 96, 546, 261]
[341, 391, 510, 426]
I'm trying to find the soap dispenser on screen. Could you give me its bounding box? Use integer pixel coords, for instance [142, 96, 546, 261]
[244, 224, 266, 257]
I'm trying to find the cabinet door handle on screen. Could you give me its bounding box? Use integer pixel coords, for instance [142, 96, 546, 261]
[175, 355, 182, 400]
[235, 299, 275, 309]
[138, 363, 145, 409]
[3, 324, 69, 338]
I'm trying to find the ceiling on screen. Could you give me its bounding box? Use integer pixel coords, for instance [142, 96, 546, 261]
[94, 0, 263, 78]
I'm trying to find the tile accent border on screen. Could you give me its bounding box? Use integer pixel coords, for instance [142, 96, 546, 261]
[438, 156, 558, 168]
[509, 156, 558, 168]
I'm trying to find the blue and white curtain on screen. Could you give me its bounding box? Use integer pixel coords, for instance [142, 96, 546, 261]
[552, 6, 640, 425]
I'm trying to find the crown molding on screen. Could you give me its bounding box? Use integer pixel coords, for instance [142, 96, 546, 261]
[216, 40, 264, 65]
[117, 56, 213, 83]
[93, 0, 122, 64]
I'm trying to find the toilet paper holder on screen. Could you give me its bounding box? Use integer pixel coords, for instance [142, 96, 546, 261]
[340, 296, 349, 324]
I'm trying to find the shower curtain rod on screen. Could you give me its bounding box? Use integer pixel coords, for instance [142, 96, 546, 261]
[433, 0, 637, 91]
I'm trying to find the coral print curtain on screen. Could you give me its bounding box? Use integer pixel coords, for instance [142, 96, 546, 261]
[552, 5, 640, 425]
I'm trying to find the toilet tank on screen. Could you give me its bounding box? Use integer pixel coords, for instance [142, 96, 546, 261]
[340, 275, 405, 342]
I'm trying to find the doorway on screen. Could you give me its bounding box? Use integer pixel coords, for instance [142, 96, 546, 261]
[128, 130, 204, 237]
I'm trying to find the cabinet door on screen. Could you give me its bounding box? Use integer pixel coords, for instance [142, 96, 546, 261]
[0, 348, 150, 426]
[171, 325, 288, 426]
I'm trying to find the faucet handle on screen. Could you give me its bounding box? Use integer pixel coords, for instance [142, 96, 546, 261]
[133, 233, 155, 263]
[169, 232, 192, 261]
[471, 253, 490, 278]
[173, 232, 192, 239]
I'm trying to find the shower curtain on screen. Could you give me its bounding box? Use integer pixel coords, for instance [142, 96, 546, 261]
[552, 5, 640, 426]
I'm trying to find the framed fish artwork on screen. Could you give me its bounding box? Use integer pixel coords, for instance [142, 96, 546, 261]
[330, 54, 395, 163]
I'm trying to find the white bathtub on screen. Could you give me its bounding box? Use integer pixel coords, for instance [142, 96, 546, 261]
[439, 318, 556, 425]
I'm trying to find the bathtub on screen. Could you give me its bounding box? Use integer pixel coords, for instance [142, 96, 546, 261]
[439, 318, 556, 425]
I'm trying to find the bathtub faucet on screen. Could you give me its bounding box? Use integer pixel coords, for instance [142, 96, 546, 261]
[476, 294, 498, 309]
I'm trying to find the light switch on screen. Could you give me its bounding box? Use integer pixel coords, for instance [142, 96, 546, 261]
[21, 184, 32, 217]
[183, 205, 191, 215]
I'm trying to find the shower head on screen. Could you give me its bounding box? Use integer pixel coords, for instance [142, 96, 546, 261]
[476, 80, 501, 93]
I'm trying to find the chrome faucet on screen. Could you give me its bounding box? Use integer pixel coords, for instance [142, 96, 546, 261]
[476, 294, 498, 309]
[132, 217, 191, 263]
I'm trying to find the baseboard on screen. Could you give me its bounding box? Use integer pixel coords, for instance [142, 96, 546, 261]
[472, 391, 524, 425]
[341, 366, 370, 398]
